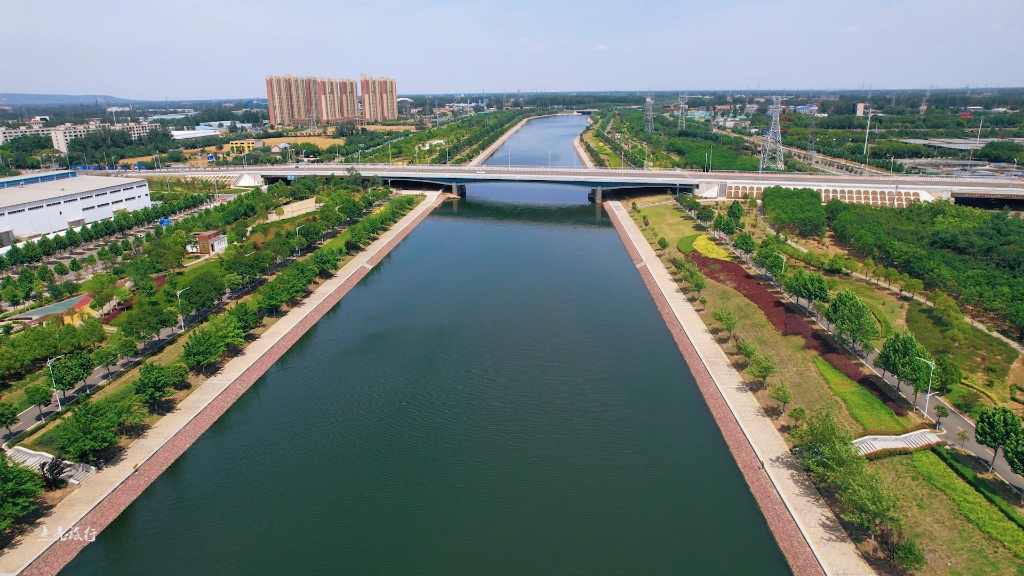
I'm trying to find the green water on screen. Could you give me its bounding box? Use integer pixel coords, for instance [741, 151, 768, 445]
[60, 117, 789, 575]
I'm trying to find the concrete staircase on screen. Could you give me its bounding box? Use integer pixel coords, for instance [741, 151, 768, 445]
[6, 446, 96, 487]
[853, 429, 943, 456]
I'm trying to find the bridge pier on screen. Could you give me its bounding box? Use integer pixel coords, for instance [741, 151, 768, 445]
[451, 183, 466, 198]
[588, 186, 602, 204]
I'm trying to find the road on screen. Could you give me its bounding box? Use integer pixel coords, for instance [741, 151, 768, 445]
[1, 324, 182, 446]
[114, 163, 1024, 201]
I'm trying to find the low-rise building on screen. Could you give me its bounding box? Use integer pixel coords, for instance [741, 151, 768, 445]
[187, 230, 227, 254]
[228, 139, 264, 154]
[0, 170, 151, 247]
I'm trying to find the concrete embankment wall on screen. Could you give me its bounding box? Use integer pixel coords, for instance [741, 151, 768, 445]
[11, 193, 444, 576]
[572, 121, 597, 169]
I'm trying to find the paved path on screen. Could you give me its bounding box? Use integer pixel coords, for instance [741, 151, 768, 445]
[607, 201, 873, 576]
[1, 192, 443, 576]
[852, 430, 943, 456]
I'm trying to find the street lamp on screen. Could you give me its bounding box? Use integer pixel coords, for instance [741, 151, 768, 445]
[548, 150, 552, 168]
[770, 252, 786, 275]
[508, 145, 512, 167]
[915, 356, 936, 420]
[47, 356, 65, 412]
[295, 225, 304, 256]
[176, 287, 191, 332]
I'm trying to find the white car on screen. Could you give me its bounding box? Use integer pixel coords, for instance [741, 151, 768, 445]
[476, 170, 485, 174]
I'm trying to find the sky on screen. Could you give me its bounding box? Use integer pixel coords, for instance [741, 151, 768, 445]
[3, 0, 1023, 100]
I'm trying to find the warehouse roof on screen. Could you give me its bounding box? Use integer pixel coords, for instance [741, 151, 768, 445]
[0, 171, 146, 209]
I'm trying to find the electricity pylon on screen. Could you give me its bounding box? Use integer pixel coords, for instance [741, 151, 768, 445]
[644, 95, 655, 133]
[678, 94, 688, 131]
[759, 96, 787, 172]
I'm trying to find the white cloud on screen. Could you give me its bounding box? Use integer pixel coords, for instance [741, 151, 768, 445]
[593, 44, 608, 51]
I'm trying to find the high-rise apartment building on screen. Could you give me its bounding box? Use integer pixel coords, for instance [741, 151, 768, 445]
[360, 75, 398, 122]
[266, 75, 361, 127]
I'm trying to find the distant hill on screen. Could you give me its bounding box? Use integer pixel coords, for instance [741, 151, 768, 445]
[0, 93, 137, 106]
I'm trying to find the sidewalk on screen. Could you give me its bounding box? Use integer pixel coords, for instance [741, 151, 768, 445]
[1, 192, 443, 576]
[606, 201, 873, 576]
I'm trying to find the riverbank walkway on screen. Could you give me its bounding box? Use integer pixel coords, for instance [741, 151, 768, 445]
[0, 192, 443, 576]
[605, 200, 874, 576]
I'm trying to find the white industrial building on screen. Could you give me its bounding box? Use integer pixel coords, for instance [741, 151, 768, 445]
[0, 171, 151, 247]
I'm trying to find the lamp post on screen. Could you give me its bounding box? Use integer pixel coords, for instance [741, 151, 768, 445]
[916, 356, 936, 419]
[508, 145, 512, 167]
[770, 252, 786, 278]
[295, 225, 304, 257]
[47, 355, 65, 411]
[176, 287, 190, 332]
[548, 150, 552, 168]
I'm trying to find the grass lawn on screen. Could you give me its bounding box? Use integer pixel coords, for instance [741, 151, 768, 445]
[629, 202, 700, 249]
[912, 450, 1024, 562]
[869, 453, 1024, 575]
[812, 356, 914, 433]
[677, 234, 699, 254]
[907, 301, 1020, 398]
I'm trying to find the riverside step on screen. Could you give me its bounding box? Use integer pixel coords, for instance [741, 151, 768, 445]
[6, 446, 97, 487]
[853, 430, 943, 456]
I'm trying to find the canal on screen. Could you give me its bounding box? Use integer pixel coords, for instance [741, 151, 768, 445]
[60, 115, 790, 575]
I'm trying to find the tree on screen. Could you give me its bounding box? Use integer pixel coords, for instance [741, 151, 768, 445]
[976, 406, 1022, 472]
[25, 384, 52, 421]
[134, 362, 187, 410]
[747, 353, 779, 390]
[658, 237, 669, 250]
[92, 346, 119, 377]
[902, 278, 924, 298]
[876, 331, 928, 394]
[0, 453, 43, 532]
[734, 231, 756, 257]
[696, 206, 715, 228]
[711, 308, 738, 341]
[933, 404, 949, 430]
[837, 468, 900, 537]
[789, 406, 807, 427]
[181, 269, 226, 314]
[769, 381, 793, 413]
[54, 399, 120, 464]
[50, 354, 90, 399]
[0, 402, 18, 438]
[958, 429, 970, 447]
[791, 409, 862, 487]
[182, 327, 224, 375]
[727, 200, 744, 222]
[825, 289, 879, 349]
[68, 258, 82, 277]
[688, 272, 706, 296]
[892, 537, 926, 572]
[228, 301, 260, 333]
[934, 355, 962, 392]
